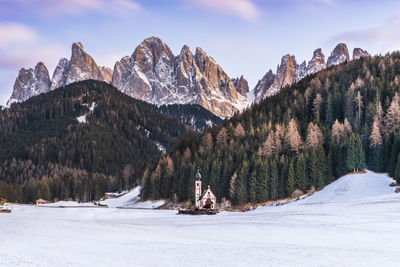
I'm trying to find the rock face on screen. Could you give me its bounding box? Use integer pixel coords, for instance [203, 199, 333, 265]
[7, 62, 51, 106]
[254, 43, 366, 102]
[99, 66, 113, 83]
[50, 58, 70, 91]
[353, 48, 370, 60]
[7, 38, 248, 118]
[51, 42, 105, 90]
[231, 75, 249, 96]
[112, 37, 248, 118]
[306, 49, 326, 75]
[11, 42, 114, 104]
[254, 70, 275, 102]
[327, 43, 350, 67]
[254, 54, 301, 101]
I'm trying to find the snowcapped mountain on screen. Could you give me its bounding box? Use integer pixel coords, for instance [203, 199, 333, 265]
[9, 42, 111, 106]
[7, 62, 51, 106]
[327, 43, 350, 67]
[112, 37, 249, 118]
[51, 42, 109, 90]
[353, 48, 370, 60]
[7, 37, 249, 118]
[254, 43, 368, 103]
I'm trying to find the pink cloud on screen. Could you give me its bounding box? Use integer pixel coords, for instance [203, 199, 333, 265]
[0, 22, 38, 48]
[3, 0, 140, 16]
[329, 16, 400, 51]
[184, 0, 262, 21]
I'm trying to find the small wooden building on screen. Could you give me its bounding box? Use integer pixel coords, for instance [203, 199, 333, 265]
[36, 199, 50, 205]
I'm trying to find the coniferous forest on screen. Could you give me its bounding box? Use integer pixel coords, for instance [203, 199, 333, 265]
[0, 80, 191, 203]
[3, 53, 400, 205]
[141, 52, 400, 205]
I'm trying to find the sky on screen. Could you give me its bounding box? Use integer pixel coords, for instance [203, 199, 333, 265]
[1, 0, 400, 105]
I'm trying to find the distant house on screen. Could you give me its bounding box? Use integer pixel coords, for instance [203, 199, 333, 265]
[194, 168, 217, 210]
[36, 199, 50, 205]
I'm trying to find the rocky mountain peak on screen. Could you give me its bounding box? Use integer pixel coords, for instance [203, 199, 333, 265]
[327, 43, 350, 67]
[275, 54, 298, 88]
[72, 42, 84, 51]
[231, 75, 249, 96]
[353, 48, 370, 60]
[7, 62, 51, 106]
[66, 41, 105, 84]
[50, 58, 70, 91]
[254, 70, 275, 103]
[111, 37, 248, 118]
[307, 48, 326, 75]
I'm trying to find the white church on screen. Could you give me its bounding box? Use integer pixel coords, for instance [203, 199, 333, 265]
[194, 168, 217, 210]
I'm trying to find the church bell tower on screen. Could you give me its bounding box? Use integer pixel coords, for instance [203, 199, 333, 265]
[195, 167, 202, 209]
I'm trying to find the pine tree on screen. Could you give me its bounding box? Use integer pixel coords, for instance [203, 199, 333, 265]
[346, 134, 357, 172]
[295, 153, 307, 191]
[255, 161, 269, 202]
[286, 161, 296, 195]
[394, 153, 400, 183]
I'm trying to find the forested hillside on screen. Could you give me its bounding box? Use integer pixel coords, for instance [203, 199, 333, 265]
[141, 52, 400, 205]
[0, 80, 190, 203]
[157, 104, 223, 131]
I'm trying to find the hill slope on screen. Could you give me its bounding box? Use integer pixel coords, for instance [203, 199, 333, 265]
[0, 80, 190, 203]
[141, 52, 400, 205]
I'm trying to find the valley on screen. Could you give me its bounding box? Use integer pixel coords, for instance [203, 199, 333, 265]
[1, 171, 399, 266]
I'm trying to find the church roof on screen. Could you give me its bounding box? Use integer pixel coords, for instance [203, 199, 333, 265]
[195, 167, 201, 180]
[198, 186, 215, 201]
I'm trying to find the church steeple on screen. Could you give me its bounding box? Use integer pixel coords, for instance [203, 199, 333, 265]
[195, 167, 202, 209]
[195, 167, 202, 181]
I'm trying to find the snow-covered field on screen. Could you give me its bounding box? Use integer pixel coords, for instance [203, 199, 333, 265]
[1, 171, 400, 266]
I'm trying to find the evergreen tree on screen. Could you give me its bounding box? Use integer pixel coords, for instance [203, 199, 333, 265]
[286, 161, 296, 195]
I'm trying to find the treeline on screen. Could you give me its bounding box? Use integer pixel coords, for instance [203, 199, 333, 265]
[141, 52, 400, 205]
[0, 159, 117, 203]
[0, 80, 190, 202]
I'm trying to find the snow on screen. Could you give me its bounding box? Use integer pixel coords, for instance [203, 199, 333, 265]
[76, 115, 87, 123]
[100, 186, 165, 209]
[40, 201, 96, 207]
[2, 171, 400, 266]
[76, 102, 96, 124]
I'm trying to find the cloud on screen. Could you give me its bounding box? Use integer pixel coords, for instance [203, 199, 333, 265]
[0, 22, 38, 49]
[0, 22, 67, 71]
[183, 0, 262, 21]
[329, 16, 400, 51]
[2, 0, 140, 16]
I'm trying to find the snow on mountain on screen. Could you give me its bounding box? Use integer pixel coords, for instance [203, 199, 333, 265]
[9, 42, 113, 105]
[112, 37, 250, 118]
[254, 43, 367, 103]
[6, 62, 51, 106]
[50, 58, 70, 91]
[76, 102, 96, 124]
[306, 48, 326, 75]
[353, 48, 370, 60]
[327, 43, 350, 67]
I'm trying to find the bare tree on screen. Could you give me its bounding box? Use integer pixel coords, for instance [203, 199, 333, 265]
[354, 91, 363, 126]
[331, 119, 344, 144]
[384, 93, 400, 135]
[306, 122, 323, 149]
[370, 117, 382, 148]
[285, 119, 303, 154]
